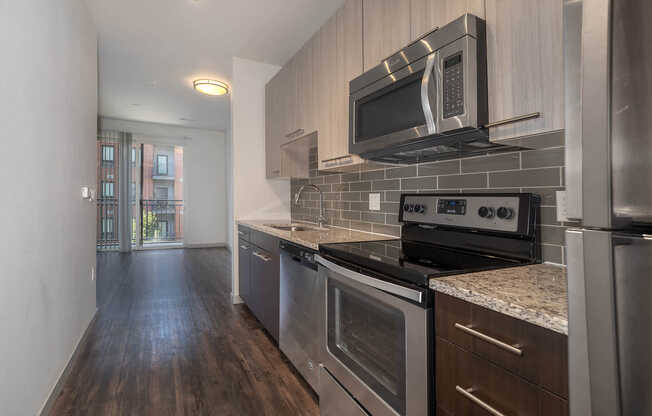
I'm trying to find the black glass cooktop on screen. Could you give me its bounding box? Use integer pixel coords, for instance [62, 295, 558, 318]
[319, 239, 529, 288]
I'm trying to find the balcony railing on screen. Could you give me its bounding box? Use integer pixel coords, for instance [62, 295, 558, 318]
[97, 198, 119, 251]
[141, 199, 184, 244]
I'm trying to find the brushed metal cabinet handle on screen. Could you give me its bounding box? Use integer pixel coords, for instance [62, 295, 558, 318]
[454, 323, 523, 356]
[285, 128, 305, 139]
[240, 245, 248, 250]
[252, 252, 272, 262]
[456, 386, 506, 416]
[238, 231, 245, 236]
[484, 112, 541, 129]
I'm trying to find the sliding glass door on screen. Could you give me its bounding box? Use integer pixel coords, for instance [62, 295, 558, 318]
[96, 134, 184, 251]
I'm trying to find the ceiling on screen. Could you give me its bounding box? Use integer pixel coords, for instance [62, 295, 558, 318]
[86, 0, 345, 131]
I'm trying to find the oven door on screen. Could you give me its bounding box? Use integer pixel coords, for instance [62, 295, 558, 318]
[315, 255, 431, 416]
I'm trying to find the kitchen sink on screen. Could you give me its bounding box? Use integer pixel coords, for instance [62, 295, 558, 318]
[267, 224, 326, 232]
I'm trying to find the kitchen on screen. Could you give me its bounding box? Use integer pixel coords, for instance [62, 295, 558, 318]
[234, 0, 649, 415]
[4, 0, 649, 415]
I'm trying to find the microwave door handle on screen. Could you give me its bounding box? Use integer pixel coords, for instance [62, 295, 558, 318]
[421, 52, 438, 135]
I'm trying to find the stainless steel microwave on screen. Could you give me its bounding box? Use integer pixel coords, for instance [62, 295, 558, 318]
[349, 14, 496, 164]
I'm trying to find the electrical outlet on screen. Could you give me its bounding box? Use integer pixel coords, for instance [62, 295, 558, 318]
[369, 193, 381, 211]
[556, 191, 569, 222]
[91, 266, 95, 281]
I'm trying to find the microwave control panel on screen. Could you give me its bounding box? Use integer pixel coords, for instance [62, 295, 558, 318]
[401, 195, 520, 233]
[442, 53, 464, 118]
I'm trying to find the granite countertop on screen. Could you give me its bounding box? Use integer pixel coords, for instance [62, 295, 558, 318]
[430, 264, 568, 335]
[238, 220, 397, 250]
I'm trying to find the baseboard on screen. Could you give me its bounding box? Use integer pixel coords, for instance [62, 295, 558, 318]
[185, 242, 228, 249]
[39, 309, 98, 416]
[231, 293, 244, 305]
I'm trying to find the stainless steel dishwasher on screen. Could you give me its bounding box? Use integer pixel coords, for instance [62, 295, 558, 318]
[279, 240, 324, 394]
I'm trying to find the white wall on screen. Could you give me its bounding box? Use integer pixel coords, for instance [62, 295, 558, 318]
[230, 57, 289, 301]
[100, 118, 228, 246]
[0, 1, 98, 414]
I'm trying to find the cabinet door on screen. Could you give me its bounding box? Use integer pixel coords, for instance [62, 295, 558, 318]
[363, 0, 411, 71]
[251, 248, 279, 341]
[282, 57, 298, 142]
[238, 242, 251, 304]
[485, 0, 563, 144]
[250, 249, 266, 325]
[410, 0, 485, 41]
[317, 0, 365, 171]
[335, 0, 363, 158]
[317, 14, 338, 167]
[265, 75, 282, 178]
[296, 36, 317, 137]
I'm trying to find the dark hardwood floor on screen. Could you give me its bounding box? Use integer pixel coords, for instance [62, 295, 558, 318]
[50, 248, 319, 416]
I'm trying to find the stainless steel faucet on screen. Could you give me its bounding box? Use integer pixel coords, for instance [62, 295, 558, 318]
[294, 184, 327, 229]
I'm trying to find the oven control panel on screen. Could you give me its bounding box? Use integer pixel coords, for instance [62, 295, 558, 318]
[400, 194, 521, 233]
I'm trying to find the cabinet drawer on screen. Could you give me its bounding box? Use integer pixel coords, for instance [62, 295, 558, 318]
[251, 229, 280, 255]
[237, 225, 251, 242]
[435, 292, 568, 398]
[436, 337, 539, 416]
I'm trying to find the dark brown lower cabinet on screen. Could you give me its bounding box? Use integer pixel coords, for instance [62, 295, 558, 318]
[437, 337, 540, 415]
[434, 292, 569, 415]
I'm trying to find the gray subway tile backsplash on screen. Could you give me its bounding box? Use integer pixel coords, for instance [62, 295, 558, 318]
[372, 179, 401, 191]
[292, 145, 567, 263]
[461, 152, 520, 173]
[489, 167, 560, 188]
[401, 177, 436, 190]
[418, 160, 460, 176]
[438, 173, 488, 189]
[521, 147, 565, 169]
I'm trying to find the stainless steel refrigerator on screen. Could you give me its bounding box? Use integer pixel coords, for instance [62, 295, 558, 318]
[564, 0, 652, 415]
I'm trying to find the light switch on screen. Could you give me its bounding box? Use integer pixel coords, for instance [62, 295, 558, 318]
[369, 193, 381, 211]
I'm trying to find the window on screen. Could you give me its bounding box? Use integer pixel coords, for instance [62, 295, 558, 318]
[157, 154, 168, 175]
[155, 186, 169, 201]
[102, 181, 114, 198]
[102, 145, 114, 162]
[131, 182, 137, 201]
[102, 218, 114, 237]
[158, 220, 168, 235]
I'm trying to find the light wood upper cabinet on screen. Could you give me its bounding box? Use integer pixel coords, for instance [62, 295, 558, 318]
[485, 0, 564, 146]
[317, 0, 364, 171]
[363, 0, 411, 71]
[317, 14, 337, 169]
[410, 0, 486, 41]
[296, 34, 319, 137]
[265, 75, 283, 178]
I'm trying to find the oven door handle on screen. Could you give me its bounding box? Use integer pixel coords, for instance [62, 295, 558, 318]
[421, 51, 439, 135]
[315, 255, 423, 304]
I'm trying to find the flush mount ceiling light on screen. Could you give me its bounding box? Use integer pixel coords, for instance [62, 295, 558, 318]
[193, 79, 229, 96]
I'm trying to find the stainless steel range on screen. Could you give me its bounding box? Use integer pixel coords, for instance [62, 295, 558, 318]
[316, 193, 540, 416]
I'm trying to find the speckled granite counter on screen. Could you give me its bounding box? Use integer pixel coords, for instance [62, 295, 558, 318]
[430, 264, 568, 335]
[238, 220, 396, 250]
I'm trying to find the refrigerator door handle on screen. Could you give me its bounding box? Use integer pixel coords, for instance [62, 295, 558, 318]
[579, 0, 613, 227]
[566, 230, 592, 416]
[581, 230, 622, 415]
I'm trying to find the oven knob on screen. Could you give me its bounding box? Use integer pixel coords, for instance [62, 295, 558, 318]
[497, 207, 514, 220]
[403, 204, 414, 213]
[478, 206, 489, 218]
[415, 204, 426, 214]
